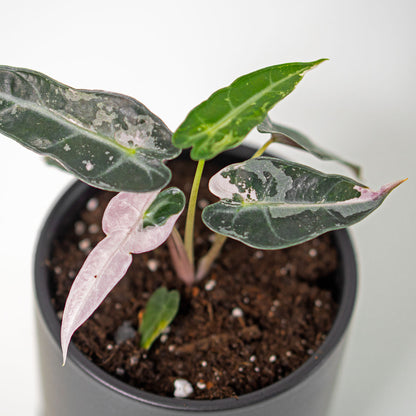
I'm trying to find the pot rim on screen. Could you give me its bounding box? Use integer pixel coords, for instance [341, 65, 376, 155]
[34, 151, 357, 412]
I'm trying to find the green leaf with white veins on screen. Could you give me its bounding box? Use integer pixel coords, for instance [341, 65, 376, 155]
[202, 157, 405, 249]
[172, 60, 326, 160]
[257, 116, 361, 177]
[0, 66, 180, 192]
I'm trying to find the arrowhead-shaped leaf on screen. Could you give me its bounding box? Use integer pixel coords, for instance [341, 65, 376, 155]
[139, 287, 180, 350]
[0, 66, 180, 192]
[172, 60, 326, 160]
[61, 188, 185, 363]
[202, 157, 404, 249]
[258, 116, 361, 177]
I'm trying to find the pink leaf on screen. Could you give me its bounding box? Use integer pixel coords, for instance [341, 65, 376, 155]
[60, 234, 132, 364]
[102, 192, 158, 235]
[61, 191, 183, 364]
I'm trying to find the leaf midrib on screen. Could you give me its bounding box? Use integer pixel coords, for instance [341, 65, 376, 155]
[226, 196, 372, 210]
[0, 90, 136, 155]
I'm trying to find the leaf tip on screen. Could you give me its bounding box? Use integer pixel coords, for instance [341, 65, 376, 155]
[61, 340, 68, 367]
[60, 321, 71, 366]
[353, 178, 406, 203]
[315, 58, 329, 65]
[385, 178, 407, 193]
[380, 178, 409, 194]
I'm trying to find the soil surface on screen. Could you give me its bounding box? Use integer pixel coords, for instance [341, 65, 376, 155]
[49, 156, 339, 400]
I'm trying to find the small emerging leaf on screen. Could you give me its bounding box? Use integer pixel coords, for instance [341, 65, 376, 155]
[139, 287, 180, 350]
[257, 116, 361, 177]
[202, 157, 404, 249]
[173, 60, 326, 160]
[61, 189, 185, 364]
[0, 66, 180, 192]
[143, 188, 186, 228]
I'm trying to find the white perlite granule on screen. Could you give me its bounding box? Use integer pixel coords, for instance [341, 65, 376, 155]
[309, 248, 318, 257]
[231, 307, 244, 318]
[147, 259, 159, 272]
[88, 223, 100, 234]
[173, 379, 194, 398]
[196, 381, 206, 389]
[204, 280, 216, 291]
[74, 220, 86, 235]
[86, 197, 99, 211]
[78, 238, 91, 252]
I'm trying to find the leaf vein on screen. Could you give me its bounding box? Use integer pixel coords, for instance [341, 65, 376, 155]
[0, 104, 17, 117]
[12, 71, 45, 105]
[191, 69, 305, 140]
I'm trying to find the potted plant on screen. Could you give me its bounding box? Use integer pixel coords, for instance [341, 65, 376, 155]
[0, 61, 403, 415]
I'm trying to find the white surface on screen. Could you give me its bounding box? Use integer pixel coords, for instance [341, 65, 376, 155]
[0, 1, 414, 414]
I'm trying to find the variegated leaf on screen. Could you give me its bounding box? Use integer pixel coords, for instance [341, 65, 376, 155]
[61, 188, 185, 363]
[202, 157, 404, 249]
[173, 60, 326, 160]
[258, 116, 361, 177]
[0, 66, 180, 192]
[143, 188, 187, 228]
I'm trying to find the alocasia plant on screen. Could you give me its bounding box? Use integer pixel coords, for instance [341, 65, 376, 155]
[0, 61, 404, 363]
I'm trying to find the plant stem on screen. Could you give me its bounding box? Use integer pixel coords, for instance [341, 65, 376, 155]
[167, 227, 195, 286]
[196, 234, 227, 281]
[251, 137, 276, 158]
[194, 142, 275, 281]
[184, 159, 205, 267]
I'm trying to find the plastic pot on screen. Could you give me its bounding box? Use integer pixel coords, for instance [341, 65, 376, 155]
[34, 147, 358, 416]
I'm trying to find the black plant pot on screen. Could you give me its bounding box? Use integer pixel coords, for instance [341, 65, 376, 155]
[34, 147, 357, 416]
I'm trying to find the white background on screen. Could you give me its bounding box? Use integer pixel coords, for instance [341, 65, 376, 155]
[1, 1, 415, 414]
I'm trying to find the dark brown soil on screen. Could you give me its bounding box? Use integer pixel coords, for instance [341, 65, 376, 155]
[49, 157, 339, 400]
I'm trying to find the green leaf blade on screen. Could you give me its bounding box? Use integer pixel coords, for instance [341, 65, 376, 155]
[202, 157, 404, 249]
[0, 66, 180, 192]
[173, 60, 326, 160]
[143, 187, 186, 228]
[257, 116, 361, 177]
[139, 287, 180, 350]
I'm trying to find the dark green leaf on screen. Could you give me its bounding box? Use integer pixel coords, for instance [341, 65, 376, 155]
[0, 66, 180, 192]
[257, 116, 361, 177]
[143, 187, 186, 228]
[139, 287, 180, 350]
[202, 157, 404, 249]
[172, 60, 326, 160]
